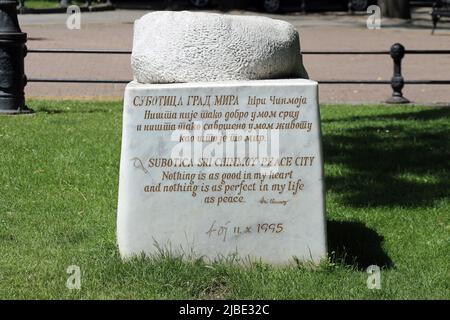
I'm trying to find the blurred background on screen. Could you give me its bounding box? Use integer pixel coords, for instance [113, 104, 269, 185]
[17, 0, 450, 104]
[19, 0, 437, 14]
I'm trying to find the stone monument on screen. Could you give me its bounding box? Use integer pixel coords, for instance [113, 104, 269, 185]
[117, 11, 327, 265]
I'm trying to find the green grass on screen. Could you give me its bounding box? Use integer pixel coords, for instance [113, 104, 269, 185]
[0, 100, 449, 299]
[22, 1, 103, 9]
[22, 1, 62, 9]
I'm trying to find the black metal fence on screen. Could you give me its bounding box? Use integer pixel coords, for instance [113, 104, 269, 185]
[26, 44, 450, 104]
[2, 0, 450, 114]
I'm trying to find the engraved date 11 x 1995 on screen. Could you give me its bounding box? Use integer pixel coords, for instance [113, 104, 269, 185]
[206, 220, 284, 242]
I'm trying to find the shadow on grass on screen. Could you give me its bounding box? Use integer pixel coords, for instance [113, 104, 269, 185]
[322, 107, 450, 208]
[327, 220, 394, 270]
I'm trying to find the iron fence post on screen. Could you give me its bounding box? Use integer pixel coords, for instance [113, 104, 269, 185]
[0, 0, 31, 114]
[387, 43, 410, 104]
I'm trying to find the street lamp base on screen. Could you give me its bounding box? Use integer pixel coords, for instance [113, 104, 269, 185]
[0, 105, 34, 115]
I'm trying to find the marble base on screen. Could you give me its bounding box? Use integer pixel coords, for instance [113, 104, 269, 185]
[117, 79, 327, 265]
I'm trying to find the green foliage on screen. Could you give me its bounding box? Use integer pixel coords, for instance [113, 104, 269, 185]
[22, 1, 106, 9]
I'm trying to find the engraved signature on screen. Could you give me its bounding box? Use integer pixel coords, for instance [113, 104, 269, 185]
[130, 157, 149, 174]
[258, 196, 289, 206]
[206, 220, 284, 242]
[206, 220, 230, 242]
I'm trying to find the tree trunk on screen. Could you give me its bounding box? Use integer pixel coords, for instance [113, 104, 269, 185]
[378, 0, 411, 19]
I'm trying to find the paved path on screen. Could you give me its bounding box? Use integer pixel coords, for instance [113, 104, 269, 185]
[20, 9, 450, 104]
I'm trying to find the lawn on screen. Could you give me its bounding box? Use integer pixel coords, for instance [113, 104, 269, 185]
[21, 1, 104, 9]
[0, 100, 448, 299]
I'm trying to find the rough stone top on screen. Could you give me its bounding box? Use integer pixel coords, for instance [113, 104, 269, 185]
[131, 11, 308, 83]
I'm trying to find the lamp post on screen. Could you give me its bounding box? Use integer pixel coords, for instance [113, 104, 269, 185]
[0, 0, 31, 114]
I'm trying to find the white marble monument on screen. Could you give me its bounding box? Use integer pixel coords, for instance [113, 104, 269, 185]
[117, 12, 327, 265]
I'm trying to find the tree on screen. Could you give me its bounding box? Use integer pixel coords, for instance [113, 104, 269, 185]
[378, 0, 411, 19]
